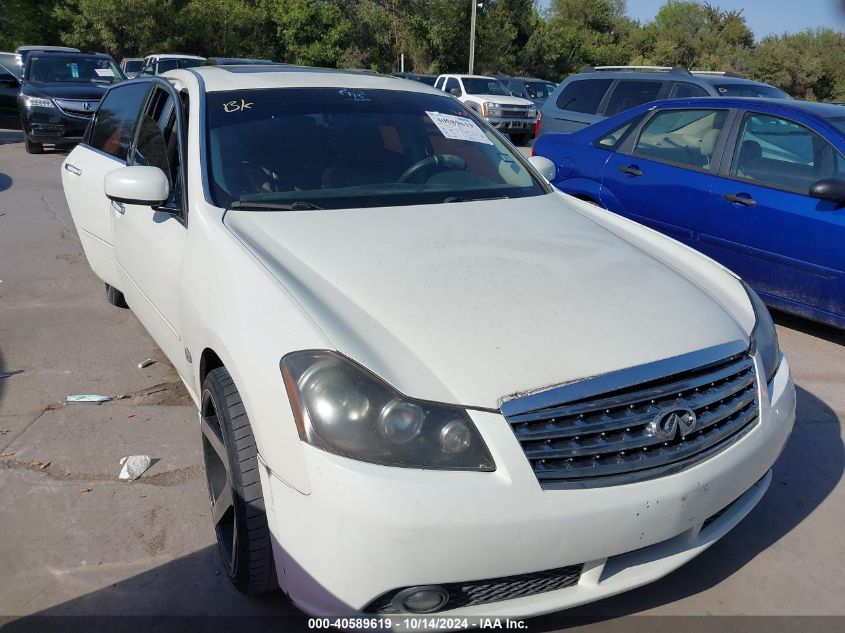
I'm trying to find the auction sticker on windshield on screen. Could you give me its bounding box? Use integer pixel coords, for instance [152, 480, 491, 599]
[426, 111, 493, 145]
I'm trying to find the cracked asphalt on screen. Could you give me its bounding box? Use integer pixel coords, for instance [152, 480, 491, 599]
[0, 130, 843, 629]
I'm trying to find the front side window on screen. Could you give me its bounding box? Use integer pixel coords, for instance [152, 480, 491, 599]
[461, 78, 509, 96]
[633, 108, 728, 169]
[206, 88, 547, 210]
[156, 58, 204, 74]
[731, 113, 845, 192]
[555, 79, 613, 114]
[88, 82, 151, 161]
[27, 55, 122, 84]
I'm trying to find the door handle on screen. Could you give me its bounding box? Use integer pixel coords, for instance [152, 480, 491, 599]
[111, 200, 125, 215]
[723, 193, 757, 206]
[618, 165, 643, 177]
[64, 163, 82, 176]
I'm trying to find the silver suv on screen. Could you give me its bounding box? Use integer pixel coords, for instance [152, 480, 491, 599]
[538, 65, 789, 136]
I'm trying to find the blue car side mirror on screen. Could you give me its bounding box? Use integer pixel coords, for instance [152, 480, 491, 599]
[809, 178, 845, 205]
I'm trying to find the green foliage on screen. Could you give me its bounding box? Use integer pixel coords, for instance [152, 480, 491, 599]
[0, 0, 842, 101]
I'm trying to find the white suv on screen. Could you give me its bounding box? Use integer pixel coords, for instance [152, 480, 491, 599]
[435, 73, 537, 144]
[61, 66, 795, 620]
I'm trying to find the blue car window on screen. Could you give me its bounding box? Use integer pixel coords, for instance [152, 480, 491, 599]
[731, 113, 845, 193]
[596, 119, 637, 149]
[633, 109, 728, 170]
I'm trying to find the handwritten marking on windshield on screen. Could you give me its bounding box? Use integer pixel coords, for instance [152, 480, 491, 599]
[224, 99, 253, 113]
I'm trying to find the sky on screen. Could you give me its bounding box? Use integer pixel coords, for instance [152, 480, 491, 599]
[626, 0, 845, 38]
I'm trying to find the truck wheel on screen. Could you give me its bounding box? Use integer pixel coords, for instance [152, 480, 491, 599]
[105, 283, 129, 308]
[24, 138, 43, 154]
[509, 132, 531, 147]
[201, 366, 277, 594]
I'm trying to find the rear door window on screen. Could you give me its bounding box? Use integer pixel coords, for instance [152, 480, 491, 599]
[88, 82, 151, 161]
[554, 79, 613, 114]
[444, 77, 460, 95]
[604, 80, 663, 116]
[633, 108, 729, 170]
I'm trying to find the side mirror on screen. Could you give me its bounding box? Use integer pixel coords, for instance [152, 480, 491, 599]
[449, 87, 461, 96]
[104, 166, 169, 206]
[809, 178, 845, 205]
[528, 155, 557, 181]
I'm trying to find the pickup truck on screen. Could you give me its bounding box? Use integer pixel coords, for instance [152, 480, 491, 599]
[435, 73, 537, 145]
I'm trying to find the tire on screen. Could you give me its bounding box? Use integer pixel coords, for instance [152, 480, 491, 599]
[24, 137, 43, 154]
[201, 366, 277, 594]
[509, 132, 531, 146]
[105, 283, 129, 308]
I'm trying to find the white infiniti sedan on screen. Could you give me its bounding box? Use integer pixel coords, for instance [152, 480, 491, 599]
[61, 66, 796, 619]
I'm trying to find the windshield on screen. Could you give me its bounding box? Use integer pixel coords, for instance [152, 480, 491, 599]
[716, 83, 790, 99]
[525, 81, 555, 100]
[27, 55, 122, 84]
[206, 88, 546, 210]
[462, 78, 509, 96]
[157, 58, 204, 73]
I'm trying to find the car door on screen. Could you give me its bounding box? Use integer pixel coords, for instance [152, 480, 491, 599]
[600, 107, 733, 246]
[702, 111, 845, 319]
[62, 81, 151, 287]
[112, 80, 191, 380]
[0, 63, 21, 129]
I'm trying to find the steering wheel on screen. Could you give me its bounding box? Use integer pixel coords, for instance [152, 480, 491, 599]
[398, 154, 467, 184]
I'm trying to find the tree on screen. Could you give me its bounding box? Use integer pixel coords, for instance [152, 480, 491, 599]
[0, 0, 64, 51]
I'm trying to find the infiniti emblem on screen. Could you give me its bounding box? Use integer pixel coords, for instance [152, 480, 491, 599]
[650, 407, 697, 441]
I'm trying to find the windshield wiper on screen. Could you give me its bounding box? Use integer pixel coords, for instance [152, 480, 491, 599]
[443, 194, 511, 203]
[230, 200, 323, 211]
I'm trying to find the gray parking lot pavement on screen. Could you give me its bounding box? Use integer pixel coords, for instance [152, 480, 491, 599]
[0, 131, 843, 628]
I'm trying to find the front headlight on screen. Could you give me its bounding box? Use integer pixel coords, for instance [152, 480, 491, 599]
[528, 106, 537, 117]
[281, 350, 495, 471]
[23, 96, 54, 109]
[482, 102, 503, 118]
[743, 281, 780, 383]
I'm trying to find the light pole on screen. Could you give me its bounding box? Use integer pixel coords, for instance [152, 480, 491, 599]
[469, 1, 482, 74]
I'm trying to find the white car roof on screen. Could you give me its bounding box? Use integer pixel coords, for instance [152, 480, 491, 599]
[145, 54, 205, 62]
[169, 65, 443, 95]
[439, 74, 498, 81]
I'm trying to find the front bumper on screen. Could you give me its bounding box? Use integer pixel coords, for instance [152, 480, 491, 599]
[20, 107, 90, 144]
[261, 355, 796, 617]
[485, 116, 536, 133]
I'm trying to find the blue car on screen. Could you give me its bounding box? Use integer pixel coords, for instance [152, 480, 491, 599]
[533, 97, 845, 329]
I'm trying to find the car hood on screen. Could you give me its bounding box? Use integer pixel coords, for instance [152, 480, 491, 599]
[224, 194, 747, 409]
[470, 94, 534, 107]
[22, 82, 110, 100]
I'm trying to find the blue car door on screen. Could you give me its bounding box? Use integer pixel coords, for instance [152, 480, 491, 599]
[600, 107, 732, 246]
[701, 111, 845, 323]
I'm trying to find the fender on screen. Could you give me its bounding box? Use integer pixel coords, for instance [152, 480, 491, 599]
[554, 176, 604, 205]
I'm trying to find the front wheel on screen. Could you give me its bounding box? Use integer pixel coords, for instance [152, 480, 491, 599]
[201, 366, 277, 594]
[24, 137, 43, 154]
[105, 283, 129, 308]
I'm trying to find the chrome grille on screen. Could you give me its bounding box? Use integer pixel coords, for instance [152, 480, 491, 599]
[504, 343, 759, 488]
[500, 106, 533, 118]
[53, 98, 100, 118]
